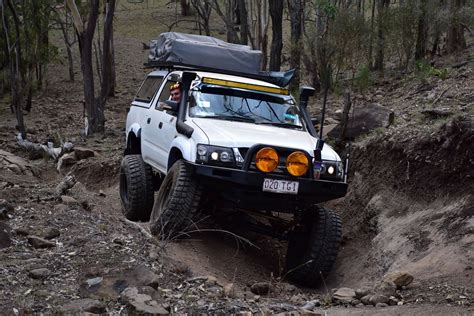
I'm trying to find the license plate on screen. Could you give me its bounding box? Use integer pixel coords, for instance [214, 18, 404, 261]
[262, 178, 299, 194]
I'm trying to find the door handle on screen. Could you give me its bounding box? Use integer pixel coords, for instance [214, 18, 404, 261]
[158, 122, 163, 129]
[147, 118, 151, 124]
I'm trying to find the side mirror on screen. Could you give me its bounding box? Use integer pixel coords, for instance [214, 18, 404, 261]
[159, 100, 179, 112]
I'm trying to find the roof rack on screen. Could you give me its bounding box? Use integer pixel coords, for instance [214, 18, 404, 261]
[144, 61, 295, 88]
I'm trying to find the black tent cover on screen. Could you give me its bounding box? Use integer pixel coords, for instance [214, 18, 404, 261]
[147, 32, 294, 87]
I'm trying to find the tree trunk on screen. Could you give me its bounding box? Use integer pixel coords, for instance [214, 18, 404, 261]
[269, 0, 283, 71]
[5, 0, 26, 138]
[374, 0, 389, 71]
[368, 0, 376, 66]
[180, 0, 190, 16]
[446, 0, 467, 53]
[101, 0, 116, 101]
[238, 0, 248, 45]
[213, 0, 240, 43]
[191, 0, 212, 36]
[109, 20, 116, 97]
[288, 0, 303, 92]
[415, 0, 428, 60]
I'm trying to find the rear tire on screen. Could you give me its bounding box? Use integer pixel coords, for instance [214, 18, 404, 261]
[149, 160, 202, 239]
[285, 207, 342, 287]
[119, 155, 154, 221]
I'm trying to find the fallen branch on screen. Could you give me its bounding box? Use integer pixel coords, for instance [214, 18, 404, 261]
[16, 133, 73, 161]
[431, 82, 457, 107]
[122, 218, 155, 240]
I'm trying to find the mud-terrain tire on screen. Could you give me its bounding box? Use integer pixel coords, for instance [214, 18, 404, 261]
[285, 207, 342, 287]
[149, 160, 202, 239]
[119, 155, 154, 221]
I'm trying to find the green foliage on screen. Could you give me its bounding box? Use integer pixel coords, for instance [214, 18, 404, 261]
[316, 0, 337, 19]
[384, 2, 419, 69]
[353, 65, 373, 92]
[415, 60, 448, 80]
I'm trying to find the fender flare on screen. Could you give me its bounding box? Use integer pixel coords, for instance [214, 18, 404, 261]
[168, 136, 196, 170]
[127, 123, 142, 141]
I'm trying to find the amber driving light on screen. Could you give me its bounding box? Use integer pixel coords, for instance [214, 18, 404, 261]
[286, 151, 309, 176]
[255, 147, 279, 173]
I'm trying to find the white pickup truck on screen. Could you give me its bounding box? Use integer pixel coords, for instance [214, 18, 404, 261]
[120, 33, 348, 286]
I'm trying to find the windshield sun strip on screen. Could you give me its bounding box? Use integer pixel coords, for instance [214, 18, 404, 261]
[202, 77, 289, 95]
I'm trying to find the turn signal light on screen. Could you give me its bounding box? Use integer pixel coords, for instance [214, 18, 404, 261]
[286, 151, 309, 176]
[256, 147, 279, 173]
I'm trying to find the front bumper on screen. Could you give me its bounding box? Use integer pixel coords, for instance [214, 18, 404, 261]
[185, 161, 348, 213]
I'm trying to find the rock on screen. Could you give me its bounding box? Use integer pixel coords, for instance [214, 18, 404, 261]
[374, 280, 397, 297]
[62, 298, 106, 314]
[369, 294, 389, 306]
[74, 147, 95, 160]
[446, 294, 454, 302]
[0, 221, 12, 249]
[61, 153, 77, 166]
[99, 190, 106, 197]
[61, 195, 79, 205]
[55, 175, 77, 196]
[121, 287, 168, 315]
[27, 236, 55, 249]
[0, 199, 14, 220]
[29, 268, 52, 280]
[327, 103, 395, 140]
[351, 299, 361, 306]
[375, 302, 388, 308]
[383, 271, 414, 289]
[0, 149, 30, 173]
[205, 276, 217, 286]
[355, 287, 371, 299]
[15, 227, 29, 236]
[332, 287, 356, 304]
[360, 295, 372, 305]
[54, 204, 69, 213]
[84, 277, 103, 288]
[250, 282, 270, 295]
[223, 283, 235, 298]
[7, 164, 22, 174]
[426, 92, 436, 101]
[132, 265, 160, 289]
[43, 227, 60, 240]
[301, 300, 321, 310]
[138, 286, 163, 302]
[388, 296, 399, 306]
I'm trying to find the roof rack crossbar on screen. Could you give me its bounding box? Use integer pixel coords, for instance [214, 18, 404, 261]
[144, 61, 295, 88]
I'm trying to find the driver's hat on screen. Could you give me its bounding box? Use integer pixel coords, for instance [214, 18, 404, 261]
[170, 82, 181, 91]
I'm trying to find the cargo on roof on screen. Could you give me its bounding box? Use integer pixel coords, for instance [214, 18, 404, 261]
[148, 32, 262, 75]
[146, 32, 295, 87]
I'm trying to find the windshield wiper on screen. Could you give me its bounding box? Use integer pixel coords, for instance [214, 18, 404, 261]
[203, 115, 255, 123]
[256, 122, 303, 129]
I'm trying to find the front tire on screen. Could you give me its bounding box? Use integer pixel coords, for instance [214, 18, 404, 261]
[119, 155, 154, 221]
[285, 207, 342, 287]
[150, 160, 202, 239]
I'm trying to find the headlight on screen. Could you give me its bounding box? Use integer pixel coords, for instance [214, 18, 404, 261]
[255, 147, 279, 173]
[314, 160, 344, 180]
[196, 144, 235, 166]
[286, 151, 309, 176]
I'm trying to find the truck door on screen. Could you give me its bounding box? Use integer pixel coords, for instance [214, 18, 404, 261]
[141, 77, 180, 173]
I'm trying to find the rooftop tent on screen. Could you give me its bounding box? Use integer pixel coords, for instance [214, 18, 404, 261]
[147, 32, 294, 87]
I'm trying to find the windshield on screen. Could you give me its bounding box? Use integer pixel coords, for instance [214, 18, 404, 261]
[188, 86, 304, 129]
